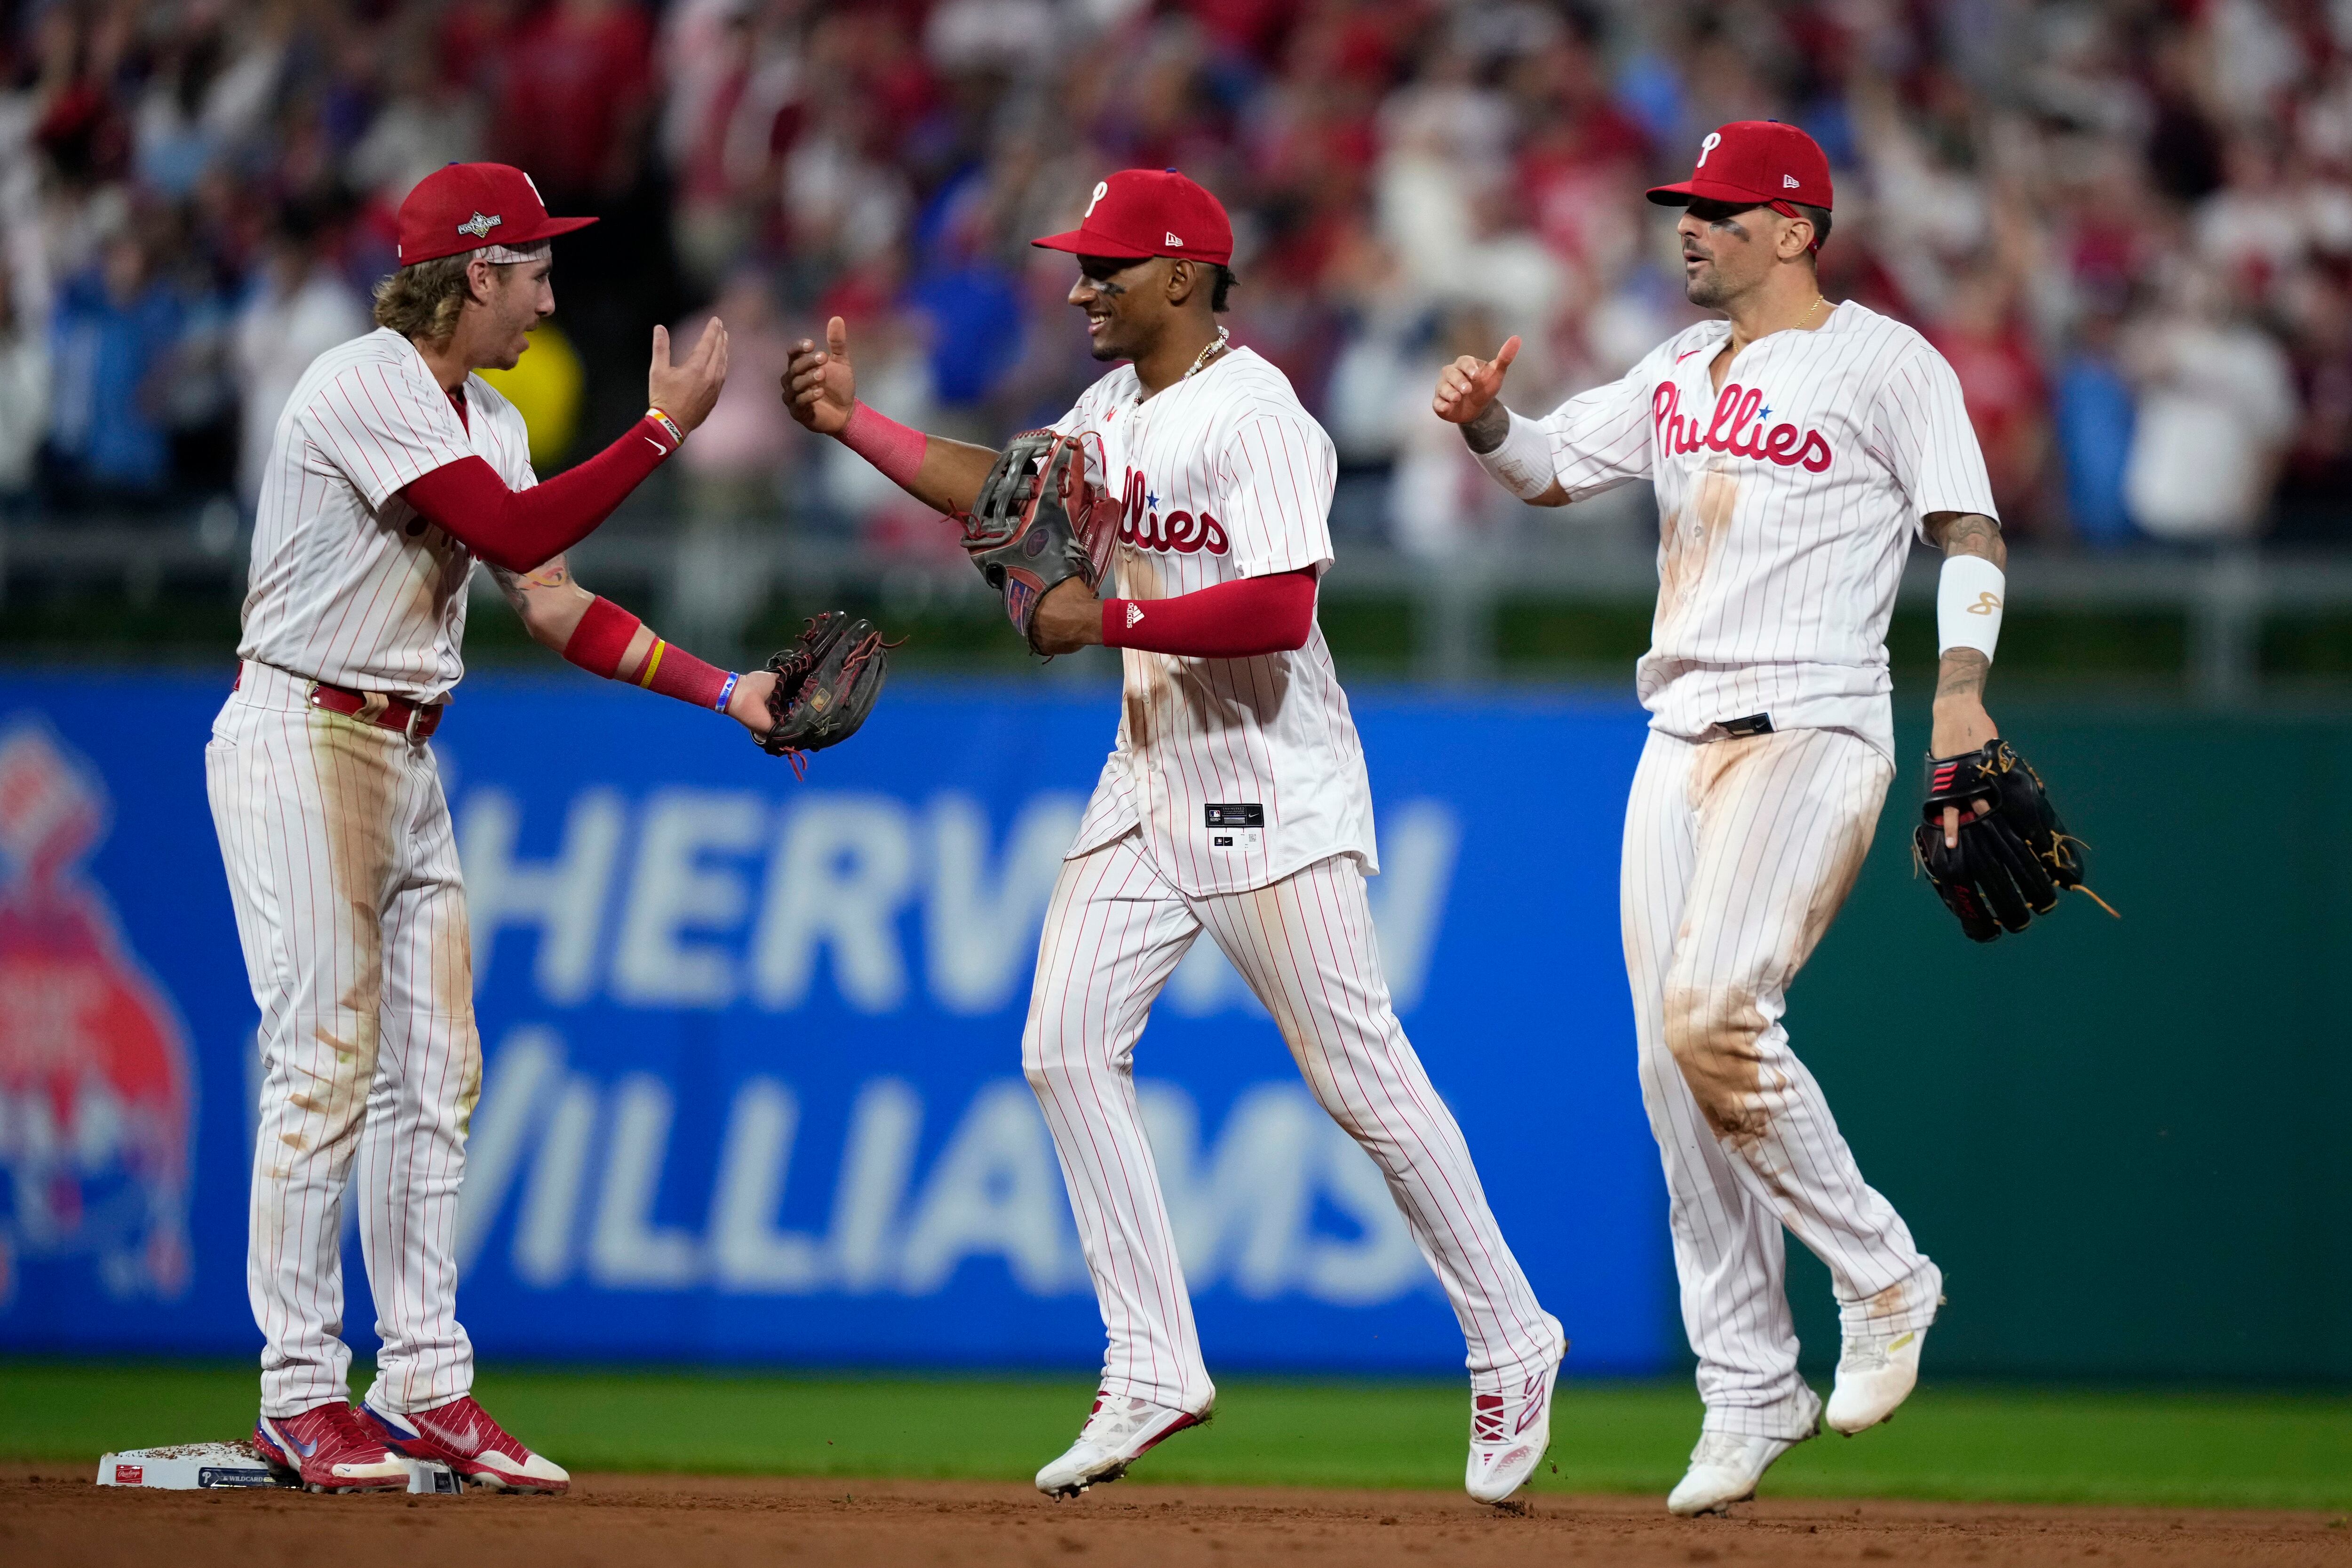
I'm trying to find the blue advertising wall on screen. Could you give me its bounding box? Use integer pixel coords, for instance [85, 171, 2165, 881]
[0, 674, 1667, 1376]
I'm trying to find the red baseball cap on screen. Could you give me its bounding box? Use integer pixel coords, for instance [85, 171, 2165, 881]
[1032, 169, 1233, 266]
[395, 162, 597, 266]
[1647, 120, 1834, 214]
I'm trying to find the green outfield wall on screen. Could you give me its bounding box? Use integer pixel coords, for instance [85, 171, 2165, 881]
[1775, 704, 2352, 1384]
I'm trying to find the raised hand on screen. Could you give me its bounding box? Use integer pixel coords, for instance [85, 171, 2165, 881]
[1431, 335, 1522, 427]
[784, 315, 858, 436]
[649, 318, 730, 432]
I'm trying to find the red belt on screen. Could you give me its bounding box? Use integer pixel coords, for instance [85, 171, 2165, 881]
[278, 672, 444, 740]
[310, 681, 443, 740]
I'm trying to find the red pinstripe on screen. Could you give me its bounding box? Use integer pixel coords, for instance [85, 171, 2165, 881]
[1538, 302, 1998, 764]
[242, 328, 534, 701]
[1620, 727, 1940, 1441]
[1053, 349, 1372, 899]
[1025, 834, 1560, 1414]
[210, 661, 483, 1418]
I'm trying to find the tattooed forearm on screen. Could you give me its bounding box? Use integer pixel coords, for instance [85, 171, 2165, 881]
[1927, 511, 2006, 567]
[1462, 400, 1510, 454]
[1935, 647, 1989, 705]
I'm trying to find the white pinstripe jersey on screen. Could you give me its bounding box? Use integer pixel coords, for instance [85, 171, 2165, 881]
[238, 326, 537, 701]
[1055, 347, 1376, 897]
[1538, 301, 1997, 760]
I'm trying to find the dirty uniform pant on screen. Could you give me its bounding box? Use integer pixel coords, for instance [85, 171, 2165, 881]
[1622, 727, 1940, 1441]
[207, 661, 480, 1418]
[1025, 830, 1562, 1417]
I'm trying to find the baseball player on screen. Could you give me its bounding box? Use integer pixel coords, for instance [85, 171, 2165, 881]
[787, 169, 1564, 1504]
[1437, 121, 1999, 1514]
[208, 162, 759, 1493]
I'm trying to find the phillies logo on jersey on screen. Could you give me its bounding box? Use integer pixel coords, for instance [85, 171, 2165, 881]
[0, 718, 195, 1306]
[1119, 469, 1230, 555]
[1652, 382, 1834, 473]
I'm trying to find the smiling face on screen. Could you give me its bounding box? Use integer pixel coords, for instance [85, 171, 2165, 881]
[1675, 198, 1810, 310]
[1068, 254, 1168, 362]
[470, 255, 555, 370]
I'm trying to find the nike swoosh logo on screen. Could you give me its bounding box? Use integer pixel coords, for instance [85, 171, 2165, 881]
[1677, 348, 1706, 363]
[644, 437, 667, 454]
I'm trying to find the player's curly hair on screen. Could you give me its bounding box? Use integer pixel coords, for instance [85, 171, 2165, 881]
[1211, 264, 1236, 312]
[372, 253, 477, 342]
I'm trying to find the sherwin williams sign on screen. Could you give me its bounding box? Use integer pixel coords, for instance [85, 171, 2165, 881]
[0, 674, 1664, 1374]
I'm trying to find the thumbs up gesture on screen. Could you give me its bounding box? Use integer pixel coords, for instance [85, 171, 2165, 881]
[1431, 336, 1522, 426]
[784, 316, 858, 436]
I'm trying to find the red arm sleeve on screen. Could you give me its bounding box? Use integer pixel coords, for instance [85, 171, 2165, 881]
[1101, 568, 1317, 658]
[397, 414, 677, 573]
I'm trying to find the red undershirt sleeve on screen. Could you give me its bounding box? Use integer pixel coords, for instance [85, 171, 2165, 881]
[1100, 568, 1317, 658]
[397, 414, 679, 573]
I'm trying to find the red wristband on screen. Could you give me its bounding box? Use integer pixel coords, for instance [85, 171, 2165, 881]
[839, 400, 926, 489]
[563, 596, 641, 678]
[634, 638, 732, 710]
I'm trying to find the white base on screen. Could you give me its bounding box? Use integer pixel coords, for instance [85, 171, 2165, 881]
[96, 1441, 459, 1494]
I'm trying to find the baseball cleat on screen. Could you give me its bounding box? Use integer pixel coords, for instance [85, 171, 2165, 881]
[1666, 1424, 1815, 1517]
[1034, 1391, 1208, 1497]
[1465, 1337, 1566, 1504]
[1826, 1325, 1927, 1434]
[361, 1393, 570, 1494]
[254, 1401, 412, 1493]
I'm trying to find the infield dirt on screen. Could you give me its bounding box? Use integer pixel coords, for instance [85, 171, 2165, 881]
[8, 1465, 2350, 1567]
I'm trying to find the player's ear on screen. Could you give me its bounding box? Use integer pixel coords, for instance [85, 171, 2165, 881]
[1167, 258, 1199, 308]
[1780, 215, 1813, 263]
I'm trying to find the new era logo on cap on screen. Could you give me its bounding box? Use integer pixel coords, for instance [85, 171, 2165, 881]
[1033, 169, 1234, 265]
[1783, 175, 1799, 188]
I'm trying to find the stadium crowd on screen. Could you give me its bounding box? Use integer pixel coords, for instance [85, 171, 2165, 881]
[2, 0, 2350, 553]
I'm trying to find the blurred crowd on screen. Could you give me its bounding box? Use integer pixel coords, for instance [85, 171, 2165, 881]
[3, 0, 2352, 553]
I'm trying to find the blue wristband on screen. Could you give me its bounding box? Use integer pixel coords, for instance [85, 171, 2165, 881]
[715, 672, 740, 714]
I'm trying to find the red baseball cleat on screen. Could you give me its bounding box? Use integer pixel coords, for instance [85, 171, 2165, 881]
[361, 1393, 570, 1494]
[254, 1401, 412, 1493]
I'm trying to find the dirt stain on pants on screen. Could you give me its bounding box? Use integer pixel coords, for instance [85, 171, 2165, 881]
[1661, 982, 1775, 1147]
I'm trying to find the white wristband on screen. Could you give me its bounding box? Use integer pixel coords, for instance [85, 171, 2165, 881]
[1470, 408, 1556, 501]
[1937, 552, 2005, 660]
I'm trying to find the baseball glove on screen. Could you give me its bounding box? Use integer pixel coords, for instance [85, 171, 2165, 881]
[757, 611, 893, 771]
[961, 429, 1119, 650]
[1912, 739, 2113, 942]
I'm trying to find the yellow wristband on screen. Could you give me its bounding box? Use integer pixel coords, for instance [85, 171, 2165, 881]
[646, 406, 685, 449]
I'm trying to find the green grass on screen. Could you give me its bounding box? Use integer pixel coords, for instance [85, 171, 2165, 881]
[5, 1362, 2350, 1510]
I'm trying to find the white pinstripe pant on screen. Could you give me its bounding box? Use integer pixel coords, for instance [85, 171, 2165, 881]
[207, 661, 481, 1418]
[1623, 726, 1941, 1440]
[1025, 831, 1561, 1416]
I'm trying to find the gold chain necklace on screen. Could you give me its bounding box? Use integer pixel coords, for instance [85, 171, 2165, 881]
[1183, 326, 1231, 380]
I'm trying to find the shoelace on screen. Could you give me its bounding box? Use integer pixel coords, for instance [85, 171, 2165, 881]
[1839, 1334, 1895, 1373]
[414, 1398, 522, 1459]
[1689, 1431, 1755, 1468]
[1470, 1393, 1509, 1445]
[1080, 1396, 1168, 1446]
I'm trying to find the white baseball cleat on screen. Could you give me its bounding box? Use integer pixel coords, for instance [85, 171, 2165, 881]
[1034, 1391, 1208, 1498]
[1666, 1425, 1814, 1517]
[1464, 1339, 1565, 1504]
[1826, 1325, 1926, 1434]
